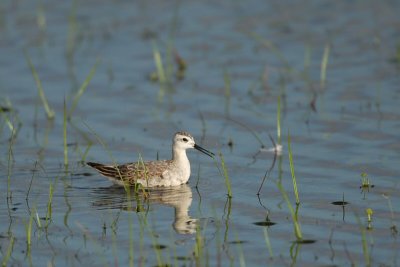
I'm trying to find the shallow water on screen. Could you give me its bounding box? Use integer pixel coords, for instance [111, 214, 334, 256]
[1, 0, 400, 266]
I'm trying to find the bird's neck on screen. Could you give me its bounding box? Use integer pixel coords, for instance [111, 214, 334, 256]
[172, 147, 189, 163]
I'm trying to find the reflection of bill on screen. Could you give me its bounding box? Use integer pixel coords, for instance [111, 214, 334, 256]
[91, 184, 196, 234]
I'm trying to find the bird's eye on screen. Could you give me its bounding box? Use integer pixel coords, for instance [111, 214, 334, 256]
[182, 138, 188, 142]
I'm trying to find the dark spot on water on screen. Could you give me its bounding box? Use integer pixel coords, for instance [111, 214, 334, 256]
[175, 256, 192, 261]
[11, 207, 17, 211]
[310, 93, 317, 112]
[253, 221, 277, 227]
[151, 244, 167, 250]
[0, 106, 11, 112]
[228, 240, 247, 244]
[390, 225, 398, 235]
[152, 265, 171, 267]
[360, 184, 375, 189]
[141, 28, 157, 40]
[293, 239, 317, 244]
[331, 201, 349, 206]
[71, 172, 93, 176]
[227, 139, 234, 147]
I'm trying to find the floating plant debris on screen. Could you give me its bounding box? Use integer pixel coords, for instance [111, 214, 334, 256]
[0, 106, 11, 112]
[331, 201, 349, 206]
[151, 244, 168, 250]
[293, 239, 317, 244]
[253, 220, 277, 227]
[228, 240, 247, 244]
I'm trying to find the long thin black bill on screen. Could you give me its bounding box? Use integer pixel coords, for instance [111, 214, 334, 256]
[194, 144, 215, 158]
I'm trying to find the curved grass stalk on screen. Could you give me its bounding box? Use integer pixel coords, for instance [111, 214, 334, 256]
[217, 153, 232, 198]
[63, 99, 68, 167]
[263, 227, 274, 258]
[275, 181, 303, 241]
[228, 118, 265, 148]
[224, 70, 231, 116]
[68, 58, 101, 118]
[320, 44, 330, 89]
[245, 32, 292, 73]
[24, 51, 55, 119]
[353, 211, 371, 266]
[287, 130, 300, 204]
[1, 235, 15, 267]
[152, 41, 167, 102]
[45, 180, 55, 229]
[25, 211, 34, 247]
[277, 95, 282, 144]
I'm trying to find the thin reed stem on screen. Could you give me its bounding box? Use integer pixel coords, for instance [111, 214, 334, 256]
[1, 235, 15, 267]
[354, 211, 371, 266]
[24, 51, 55, 119]
[228, 118, 265, 148]
[277, 95, 281, 144]
[68, 59, 100, 117]
[45, 181, 55, 228]
[275, 181, 303, 241]
[224, 70, 231, 116]
[263, 227, 274, 258]
[320, 44, 330, 89]
[287, 130, 300, 205]
[152, 41, 167, 102]
[219, 152, 232, 198]
[63, 99, 68, 167]
[26, 211, 34, 247]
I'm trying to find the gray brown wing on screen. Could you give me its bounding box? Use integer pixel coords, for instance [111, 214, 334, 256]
[87, 160, 171, 184]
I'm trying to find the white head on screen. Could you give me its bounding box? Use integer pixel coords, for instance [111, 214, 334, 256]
[173, 131, 214, 157]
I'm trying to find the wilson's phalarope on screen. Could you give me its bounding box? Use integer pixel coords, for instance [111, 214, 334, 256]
[87, 131, 214, 187]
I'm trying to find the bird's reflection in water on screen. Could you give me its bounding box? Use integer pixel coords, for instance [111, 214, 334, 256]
[91, 184, 197, 234]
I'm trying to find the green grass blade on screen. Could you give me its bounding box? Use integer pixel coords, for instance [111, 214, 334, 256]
[228, 118, 265, 148]
[7, 134, 15, 207]
[81, 143, 92, 162]
[63, 99, 68, 167]
[1, 235, 15, 267]
[83, 121, 130, 193]
[69, 59, 100, 117]
[263, 227, 274, 258]
[354, 211, 371, 266]
[35, 209, 42, 228]
[320, 44, 330, 89]
[224, 70, 231, 116]
[287, 130, 300, 204]
[276, 181, 303, 240]
[24, 51, 55, 119]
[219, 152, 232, 198]
[277, 95, 281, 144]
[45, 182, 55, 228]
[245, 32, 292, 73]
[152, 41, 166, 101]
[26, 211, 34, 246]
[128, 196, 134, 267]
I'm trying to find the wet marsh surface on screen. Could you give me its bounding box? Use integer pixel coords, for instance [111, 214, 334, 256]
[1, 0, 400, 266]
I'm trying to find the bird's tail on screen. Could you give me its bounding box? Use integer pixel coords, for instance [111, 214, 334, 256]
[86, 162, 122, 178]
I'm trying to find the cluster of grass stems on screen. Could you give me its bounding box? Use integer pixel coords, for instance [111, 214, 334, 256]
[218, 152, 233, 198]
[25, 51, 100, 168]
[24, 51, 55, 120]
